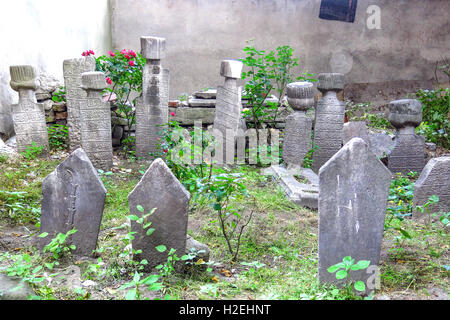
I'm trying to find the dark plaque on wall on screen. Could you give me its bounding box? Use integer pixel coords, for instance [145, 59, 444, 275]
[319, 0, 358, 23]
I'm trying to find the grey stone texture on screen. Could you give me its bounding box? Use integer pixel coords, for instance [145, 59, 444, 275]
[128, 158, 190, 271]
[0, 274, 34, 300]
[39, 148, 107, 256]
[135, 36, 169, 159]
[80, 71, 113, 171]
[63, 56, 96, 151]
[213, 60, 244, 164]
[9, 65, 49, 155]
[388, 99, 425, 175]
[282, 82, 315, 166]
[343, 121, 370, 146]
[312, 73, 345, 173]
[413, 156, 450, 216]
[318, 138, 391, 290]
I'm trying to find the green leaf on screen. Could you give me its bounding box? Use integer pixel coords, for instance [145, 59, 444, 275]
[350, 260, 371, 271]
[354, 281, 366, 292]
[38, 232, 49, 238]
[147, 282, 163, 291]
[136, 205, 145, 213]
[127, 215, 140, 221]
[335, 270, 348, 280]
[142, 274, 160, 285]
[125, 289, 137, 300]
[146, 228, 155, 236]
[327, 262, 345, 273]
[155, 245, 167, 253]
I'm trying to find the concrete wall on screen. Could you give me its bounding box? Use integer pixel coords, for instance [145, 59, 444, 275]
[0, 0, 111, 138]
[111, 0, 450, 99]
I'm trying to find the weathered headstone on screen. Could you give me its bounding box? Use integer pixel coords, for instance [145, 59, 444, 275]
[80, 72, 113, 171]
[343, 121, 370, 146]
[213, 60, 244, 164]
[387, 99, 425, 175]
[135, 36, 169, 159]
[312, 73, 345, 173]
[318, 138, 391, 291]
[128, 158, 190, 271]
[413, 156, 450, 216]
[39, 148, 106, 256]
[63, 57, 96, 151]
[282, 82, 315, 166]
[9, 65, 49, 155]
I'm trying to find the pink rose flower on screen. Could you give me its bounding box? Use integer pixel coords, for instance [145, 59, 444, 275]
[124, 54, 131, 60]
[129, 60, 135, 66]
[171, 112, 175, 117]
[108, 51, 115, 57]
[120, 49, 127, 55]
[129, 50, 137, 57]
[106, 77, 112, 85]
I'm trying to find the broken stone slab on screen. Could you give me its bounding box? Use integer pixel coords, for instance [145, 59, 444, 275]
[170, 106, 215, 125]
[188, 97, 216, 108]
[39, 148, 107, 257]
[318, 138, 391, 294]
[368, 131, 395, 159]
[413, 156, 450, 217]
[262, 164, 319, 209]
[193, 88, 217, 99]
[128, 158, 190, 272]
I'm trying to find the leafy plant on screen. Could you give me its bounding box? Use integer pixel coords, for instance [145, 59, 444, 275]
[197, 169, 253, 261]
[21, 142, 45, 160]
[416, 88, 449, 149]
[51, 86, 66, 103]
[0, 190, 40, 224]
[39, 228, 77, 260]
[327, 256, 371, 293]
[47, 124, 69, 151]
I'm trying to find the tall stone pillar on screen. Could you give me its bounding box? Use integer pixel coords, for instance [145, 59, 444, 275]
[63, 57, 96, 151]
[135, 36, 169, 159]
[312, 73, 345, 173]
[388, 99, 425, 175]
[282, 82, 315, 167]
[213, 60, 244, 164]
[9, 65, 49, 155]
[80, 72, 113, 171]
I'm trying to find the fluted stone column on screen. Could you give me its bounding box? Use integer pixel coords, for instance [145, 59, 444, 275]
[9, 65, 49, 155]
[135, 36, 169, 159]
[312, 73, 345, 173]
[282, 82, 316, 166]
[388, 99, 425, 175]
[80, 72, 113, 170]
[213, 60, 244, 164]
[63, 57, 96, 151]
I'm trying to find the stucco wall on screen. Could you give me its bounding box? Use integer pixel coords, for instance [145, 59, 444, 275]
[111, 0, 450, 99]
[0, 0, 111, 138]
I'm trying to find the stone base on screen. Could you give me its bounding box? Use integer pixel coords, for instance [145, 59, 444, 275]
[263, 164, 319, 209]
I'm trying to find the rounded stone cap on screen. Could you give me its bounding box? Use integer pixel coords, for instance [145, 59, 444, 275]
[141, 36, 166, 60]
[81, 72, 107, 91]
[317, 73, 345, 91]
[286, 82, 315, 111]
[388, 99, 422, 128]
[220, 60, 243, 79]
[10, 65, 38, 91]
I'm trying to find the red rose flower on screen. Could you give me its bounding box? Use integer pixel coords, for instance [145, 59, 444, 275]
[108, 51, 115, 57]
[129, 60, 135, 66]
[106, 77, 112, 85]
[171, 112, 175, 117]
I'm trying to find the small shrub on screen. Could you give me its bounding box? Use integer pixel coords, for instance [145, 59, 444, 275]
[21, 142, 45, 160]
[47, 124, 69, 151]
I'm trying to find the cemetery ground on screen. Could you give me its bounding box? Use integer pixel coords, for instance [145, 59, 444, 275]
[0, 150, 448, 300]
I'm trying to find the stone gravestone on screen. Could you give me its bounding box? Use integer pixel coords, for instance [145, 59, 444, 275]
[387, 99, 425, 175]
[343, 121, 370, 146]
[128, 158, 190, 271]
[39, 148, 106, 256]
[312, 73, 345, 173]
[80, 72, 113, 171]
[318, 138, 391, 291]
[282, 81, 315, 166]
[213, 60, 244, 164]
[135, 36, 169, 159]
[63, 57, 96, 151]
[9, 65, 49, 155]
[413, 156, 450, 216]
